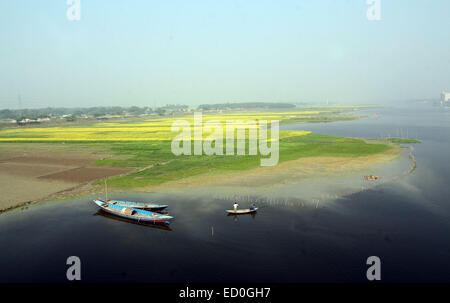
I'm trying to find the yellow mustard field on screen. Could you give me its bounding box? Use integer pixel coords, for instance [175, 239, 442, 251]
[0, 112, 313, 142]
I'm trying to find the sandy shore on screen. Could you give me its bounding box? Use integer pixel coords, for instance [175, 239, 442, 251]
[139, 146, 400, 190]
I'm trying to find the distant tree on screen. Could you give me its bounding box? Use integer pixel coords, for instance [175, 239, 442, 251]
[65, 115, 76, 122]
[155, 108, 166, 116]
[73, 110, 84, 117]
[0, 109, 16, 119]
[197, 102, 295, 110]
[128, 106, 141, 113]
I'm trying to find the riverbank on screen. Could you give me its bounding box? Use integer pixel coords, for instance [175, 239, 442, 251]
[0, 136, 399, 211]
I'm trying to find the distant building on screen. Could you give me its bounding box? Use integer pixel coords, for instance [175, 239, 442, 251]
[441, 92, 450, 102]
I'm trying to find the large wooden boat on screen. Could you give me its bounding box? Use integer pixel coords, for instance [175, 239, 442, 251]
[93, 200, 173, 224]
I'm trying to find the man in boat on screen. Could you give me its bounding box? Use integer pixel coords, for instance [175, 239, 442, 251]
[233, 202, 239, 211]
[249, 203, 256, 210]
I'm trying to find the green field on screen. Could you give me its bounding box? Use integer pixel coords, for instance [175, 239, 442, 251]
[95, 133, 394, 188]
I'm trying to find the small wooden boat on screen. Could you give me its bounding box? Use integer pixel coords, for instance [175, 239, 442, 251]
[98, 199, 168, 211]
[225, 208, 258, 214]
[93, 200, 173, 224]
[364, 175, 380, 181]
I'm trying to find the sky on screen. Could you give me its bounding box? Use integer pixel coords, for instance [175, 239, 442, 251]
[0, 0, 449, 109]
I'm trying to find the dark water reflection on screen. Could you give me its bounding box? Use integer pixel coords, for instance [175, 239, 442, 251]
[0, 104, 450, 282]
[94, 211, 173, 231]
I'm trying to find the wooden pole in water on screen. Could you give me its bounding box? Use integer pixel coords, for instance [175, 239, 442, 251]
[105, 178, 108, 201]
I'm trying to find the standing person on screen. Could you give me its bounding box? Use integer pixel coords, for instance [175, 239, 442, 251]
[233, 202, 239, 211]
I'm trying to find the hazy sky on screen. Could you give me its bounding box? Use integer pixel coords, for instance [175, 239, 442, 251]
[1, 0, 449, 109]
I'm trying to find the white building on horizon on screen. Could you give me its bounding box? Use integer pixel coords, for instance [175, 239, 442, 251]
[441, 91, 450, 102]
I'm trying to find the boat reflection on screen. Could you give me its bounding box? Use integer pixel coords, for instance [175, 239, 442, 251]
[227, 212, 257, 222]
[93, 210, 173, 231]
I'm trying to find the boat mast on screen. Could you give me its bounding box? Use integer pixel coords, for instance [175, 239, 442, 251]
[105, 178, 108, 201]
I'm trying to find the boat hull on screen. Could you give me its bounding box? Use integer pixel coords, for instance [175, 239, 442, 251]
[94, 210, 173, 231]
[225, 208, 258, 214]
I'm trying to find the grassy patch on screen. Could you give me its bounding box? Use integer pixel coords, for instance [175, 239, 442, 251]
[99, 133, 393, 188]
[386, 138, 421, 144]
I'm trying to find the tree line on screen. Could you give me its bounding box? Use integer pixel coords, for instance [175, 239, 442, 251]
[198, 102, 295, 110]
[0, 105, 189, 120]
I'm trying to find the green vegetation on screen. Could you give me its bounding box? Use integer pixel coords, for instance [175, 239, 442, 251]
[386, 138, 422, 144]
[98, 133, 393, 188]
